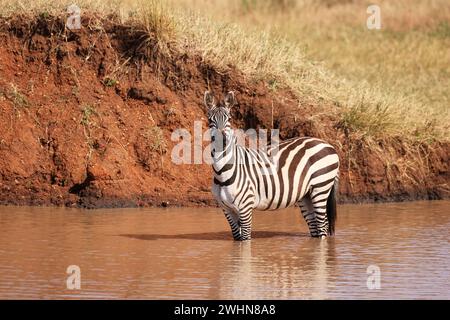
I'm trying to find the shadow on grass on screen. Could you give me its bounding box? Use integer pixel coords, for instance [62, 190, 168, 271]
[119, 231, 309, 241]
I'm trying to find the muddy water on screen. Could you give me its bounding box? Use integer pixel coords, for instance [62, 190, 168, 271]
[0, 201, 449, 299]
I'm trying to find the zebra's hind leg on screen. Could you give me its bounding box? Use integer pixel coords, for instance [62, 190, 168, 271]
[310, 186, 333, 238]
[223, 209, 241, 241]
[300, 196, 318, 237]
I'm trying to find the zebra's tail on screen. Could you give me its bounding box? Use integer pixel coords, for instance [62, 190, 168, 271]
[326, 177, 338, 236]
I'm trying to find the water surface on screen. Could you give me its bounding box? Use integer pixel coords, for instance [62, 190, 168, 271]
[0, 201, 449, 299]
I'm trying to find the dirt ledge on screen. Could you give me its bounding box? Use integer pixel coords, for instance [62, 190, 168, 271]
[0, 14, 448, 208]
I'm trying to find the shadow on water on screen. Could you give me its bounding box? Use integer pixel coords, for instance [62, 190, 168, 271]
[119, 231, 310, 241]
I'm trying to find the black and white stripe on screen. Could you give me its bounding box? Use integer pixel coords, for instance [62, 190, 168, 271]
[205, 91, 340, 241]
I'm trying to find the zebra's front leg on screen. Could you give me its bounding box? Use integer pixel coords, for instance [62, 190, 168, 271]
[239, 209, 253, 241]
[223, 209, 241, 241]
[315, 212, 329, 238]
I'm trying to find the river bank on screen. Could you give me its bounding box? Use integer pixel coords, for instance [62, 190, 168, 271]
[0, 14, 448, 208]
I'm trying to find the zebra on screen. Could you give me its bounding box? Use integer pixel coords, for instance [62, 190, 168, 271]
[205, 91, 340, 241]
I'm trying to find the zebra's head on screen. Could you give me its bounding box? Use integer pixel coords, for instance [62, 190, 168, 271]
[204, 91, 236, 152]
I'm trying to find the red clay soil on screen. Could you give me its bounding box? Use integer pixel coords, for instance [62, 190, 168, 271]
[0, 14, 448, 208]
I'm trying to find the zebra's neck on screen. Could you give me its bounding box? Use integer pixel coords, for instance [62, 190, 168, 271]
[212, 135, 237, 181]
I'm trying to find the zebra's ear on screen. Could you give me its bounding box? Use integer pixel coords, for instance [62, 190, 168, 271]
[204, 91, 215, 110]
[224, 91, 236, 110]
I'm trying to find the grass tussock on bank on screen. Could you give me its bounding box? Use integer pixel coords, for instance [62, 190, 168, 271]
[1, 0, 449, 144]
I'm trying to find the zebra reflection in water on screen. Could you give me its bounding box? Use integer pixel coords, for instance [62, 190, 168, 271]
[218, 237, 336, 299]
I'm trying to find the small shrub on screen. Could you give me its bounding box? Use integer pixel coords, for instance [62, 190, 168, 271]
[9, 84, 29, 109]
[39, 11, 50, 19]
[81, 105, 96, 126]
[144, 126, 167, 155]
[163, 106, 176, 117]
[103, 77, 118, 87]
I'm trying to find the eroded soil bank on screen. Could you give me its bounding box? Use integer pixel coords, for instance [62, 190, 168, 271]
[0, 14, 448, 208]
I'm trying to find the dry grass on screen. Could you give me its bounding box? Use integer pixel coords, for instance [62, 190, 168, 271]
[173, 0, 450, 141]
[0, 0, 449, 142]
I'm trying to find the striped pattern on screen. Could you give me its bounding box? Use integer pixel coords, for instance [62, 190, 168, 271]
[206, 92, 340, 241]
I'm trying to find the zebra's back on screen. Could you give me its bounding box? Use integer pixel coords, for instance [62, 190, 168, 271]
[254, 137, 339, 210]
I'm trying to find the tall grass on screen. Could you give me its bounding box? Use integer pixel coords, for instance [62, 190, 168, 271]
[0, 0, 448, 141]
